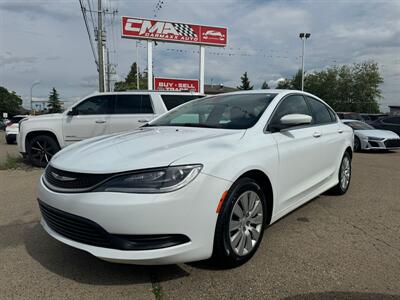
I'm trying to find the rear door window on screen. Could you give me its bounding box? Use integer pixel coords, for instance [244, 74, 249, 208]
[114, 95, 154, 114]
[161, 95, 203, 110]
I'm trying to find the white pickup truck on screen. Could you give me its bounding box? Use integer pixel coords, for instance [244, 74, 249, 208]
[18, 91, 203, 167]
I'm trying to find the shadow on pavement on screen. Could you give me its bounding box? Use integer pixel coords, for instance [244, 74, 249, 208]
[284, 291, 400, 300]
[23, 222, 190, 285]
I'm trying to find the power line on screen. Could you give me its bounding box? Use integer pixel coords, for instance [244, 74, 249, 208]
[79, 0, 98, 68]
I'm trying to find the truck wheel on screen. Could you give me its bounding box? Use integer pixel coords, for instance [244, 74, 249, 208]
[27, 135, 60, 167]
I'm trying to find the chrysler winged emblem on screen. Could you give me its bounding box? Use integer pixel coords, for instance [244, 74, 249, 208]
[51, 172, 76, 181]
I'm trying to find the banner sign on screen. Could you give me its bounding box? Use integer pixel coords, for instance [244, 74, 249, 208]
[154, 77, 199, 92]
[121, 16, 227, 47]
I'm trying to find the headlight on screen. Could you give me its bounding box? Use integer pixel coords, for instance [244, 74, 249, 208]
[94, 164, 202, 193]
[368, 136, 385, 141]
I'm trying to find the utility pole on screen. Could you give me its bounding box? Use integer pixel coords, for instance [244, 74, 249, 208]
[97, 0, 105, 92]
[136, 41, 140, 89]
[299, 32, 311, 91]
[106, 49, 111, 92]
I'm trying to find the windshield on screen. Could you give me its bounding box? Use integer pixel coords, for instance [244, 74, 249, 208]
[148, 93, 277, 129]
[344, 121, 374, 130]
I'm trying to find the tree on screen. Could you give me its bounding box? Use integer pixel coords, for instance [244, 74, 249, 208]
[276, 62, 383, 113]
[261, 81, 270, 89]
[114, 62, 148, 91]
[48, 88, 62, 113]
[0, 86, 22, 116]
[237, 72, 253, 90]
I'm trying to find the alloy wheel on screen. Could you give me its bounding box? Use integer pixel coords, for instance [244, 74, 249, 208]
[30, 139, 56, 165]
[229, 191, 263, 256]
[340, 156, 351, 190]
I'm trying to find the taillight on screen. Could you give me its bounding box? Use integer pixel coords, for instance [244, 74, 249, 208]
[6, 123, 12, 127]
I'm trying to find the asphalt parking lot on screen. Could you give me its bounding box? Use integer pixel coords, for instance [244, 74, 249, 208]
[0, 131, 399, 299]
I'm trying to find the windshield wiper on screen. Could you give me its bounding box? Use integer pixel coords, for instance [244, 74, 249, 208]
[168, 123, 221, 129]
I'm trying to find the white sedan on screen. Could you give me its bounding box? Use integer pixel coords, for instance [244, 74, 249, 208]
[37, 90, 353, 267]
[342, 119, 400, 151]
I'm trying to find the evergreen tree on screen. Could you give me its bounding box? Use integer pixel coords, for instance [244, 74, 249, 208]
[237, 72, 253, 90]
[48, 88, 62, 113]
[261, 81, 270, 89]
[114, 62, 148, 91]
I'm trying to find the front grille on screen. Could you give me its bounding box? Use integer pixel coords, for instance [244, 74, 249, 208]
[39, 200, 111, 247]
[384, 139, 400, 148]
[44, 165, 111, 191]
[39, 200, 191, 250]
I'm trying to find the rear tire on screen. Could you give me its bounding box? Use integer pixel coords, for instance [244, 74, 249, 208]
[329, 152, 352, 195]
[212, 177, 267, 268]
[27, 135, 60, 167]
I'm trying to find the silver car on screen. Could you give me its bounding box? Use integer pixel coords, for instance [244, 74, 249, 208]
[343, 119, 400, 151]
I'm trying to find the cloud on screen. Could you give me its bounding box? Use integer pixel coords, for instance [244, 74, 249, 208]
[1, 0, 399, 109]
[0, 54, 37, 66]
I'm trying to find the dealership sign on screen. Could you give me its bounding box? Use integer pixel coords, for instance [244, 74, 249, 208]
[121, 17, 227, 46]
[154, 77, 199, 92]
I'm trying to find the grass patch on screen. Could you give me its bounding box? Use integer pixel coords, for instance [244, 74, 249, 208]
[0, 154, 33, 170]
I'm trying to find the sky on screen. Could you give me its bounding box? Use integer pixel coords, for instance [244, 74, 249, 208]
[0, 0, 399, 111]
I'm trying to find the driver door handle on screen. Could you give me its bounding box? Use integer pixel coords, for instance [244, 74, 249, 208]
[313, 132, 322, 138]
[138, 119, 149, 123]
[95, 120, 106, 124]
[338, 129, 343, 134]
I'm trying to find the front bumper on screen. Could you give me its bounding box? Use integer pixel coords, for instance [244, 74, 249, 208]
[38, 172, 231, 265]
[361, 138, 400, 150]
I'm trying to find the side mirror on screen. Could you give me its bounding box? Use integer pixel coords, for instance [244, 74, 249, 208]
[67, 107, 78, 116]
[270, 114, 312, 132]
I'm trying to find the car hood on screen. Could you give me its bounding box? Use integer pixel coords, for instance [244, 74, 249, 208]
[26, 113, 64, 122]
[355, 129, 400, 139]
[51, 126, 245, 173]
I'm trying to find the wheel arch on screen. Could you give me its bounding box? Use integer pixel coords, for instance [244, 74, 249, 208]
[236, 169, 274, 225]
[26, 130, 61, 149]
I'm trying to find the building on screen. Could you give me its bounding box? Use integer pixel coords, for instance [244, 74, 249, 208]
[204, 84, 238, 95]
[31, 99, 65, 112]
[389, 105, 400, 116]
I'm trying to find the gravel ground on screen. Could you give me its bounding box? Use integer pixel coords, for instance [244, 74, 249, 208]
[0, 139, 399, 299]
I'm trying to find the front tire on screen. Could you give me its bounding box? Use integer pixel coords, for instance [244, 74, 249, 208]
[212, 178, 267, 267]
[354, 136, 361, 152]
[330, 152, 352, 195]
[27, 135, 60, 167]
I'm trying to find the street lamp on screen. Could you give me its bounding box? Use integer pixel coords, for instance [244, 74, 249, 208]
[30, 80, 41, 114]
[299, 32, 311, 91]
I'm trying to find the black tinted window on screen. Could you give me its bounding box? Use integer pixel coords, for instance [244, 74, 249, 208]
[271, 95, 311, 124]
[75, 96, 114, 115]
[114, 95, 153, 114]
[383, 117, 400, 124]
[307, 97, 333, 124]
[161, 95, 203, 110]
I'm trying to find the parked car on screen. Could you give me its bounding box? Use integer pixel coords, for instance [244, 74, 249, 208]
[37, 90, 353, 267]
[18, 91, 203, 167]
[370, 116, 400, 136]
[360, 113, 387, 125]
[5, 115, 28, 144]
[336, 112, 363, 121]
[342, 119, 400, 151]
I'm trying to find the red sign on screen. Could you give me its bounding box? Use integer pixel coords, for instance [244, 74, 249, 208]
[121, 17, 227, 47]
[154, 77, 199, 92]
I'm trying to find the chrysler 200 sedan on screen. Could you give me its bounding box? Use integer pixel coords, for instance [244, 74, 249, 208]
[38, 90, 353, 267]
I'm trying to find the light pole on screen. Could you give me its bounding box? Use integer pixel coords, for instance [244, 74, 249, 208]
[299, 32, 311, 91]
[30, 80, 41, 114]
